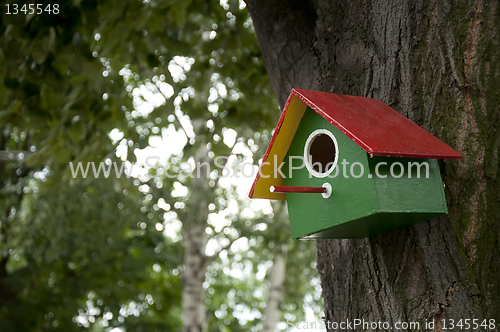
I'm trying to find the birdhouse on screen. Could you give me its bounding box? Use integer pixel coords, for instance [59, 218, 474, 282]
[248, 89, 462, 239]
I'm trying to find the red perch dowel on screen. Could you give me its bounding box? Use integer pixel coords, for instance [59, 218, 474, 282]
[270, 185, 326, 194]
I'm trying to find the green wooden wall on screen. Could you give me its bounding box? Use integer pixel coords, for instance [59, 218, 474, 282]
[283, 107, 447, 239]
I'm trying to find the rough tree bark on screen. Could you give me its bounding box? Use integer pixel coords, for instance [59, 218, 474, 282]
[247, 0, 500, 330]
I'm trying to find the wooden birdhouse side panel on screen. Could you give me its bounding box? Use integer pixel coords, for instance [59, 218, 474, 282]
[368, 157, 448, 214]
[283, 107, 379, 239]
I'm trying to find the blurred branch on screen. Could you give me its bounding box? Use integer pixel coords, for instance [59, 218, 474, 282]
[203, 235, 238, 270]
[152, 81, 192, 140]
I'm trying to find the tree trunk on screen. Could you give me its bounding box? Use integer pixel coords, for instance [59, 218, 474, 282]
[263, 243, 287, 332]
[182, 220, 208, 332]
[181, 142, 211, 332]
[247, 0, 500, 329]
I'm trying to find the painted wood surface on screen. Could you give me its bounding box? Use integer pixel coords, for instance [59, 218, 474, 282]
[284, 107, 447, 239]
[249, 89, 462, 200]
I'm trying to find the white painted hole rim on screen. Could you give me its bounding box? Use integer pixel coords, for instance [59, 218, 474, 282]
[303, 128, 339, 178]
[322, 182, 332, 198]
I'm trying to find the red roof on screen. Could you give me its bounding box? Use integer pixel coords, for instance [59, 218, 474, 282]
[292, 89, 462, 159]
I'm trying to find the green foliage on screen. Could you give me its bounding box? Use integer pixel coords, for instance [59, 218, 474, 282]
[0, 0, 321, 330]
[2, 173, 182, 331]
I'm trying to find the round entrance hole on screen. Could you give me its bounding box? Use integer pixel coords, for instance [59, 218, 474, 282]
[304, 129, 338, 178]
